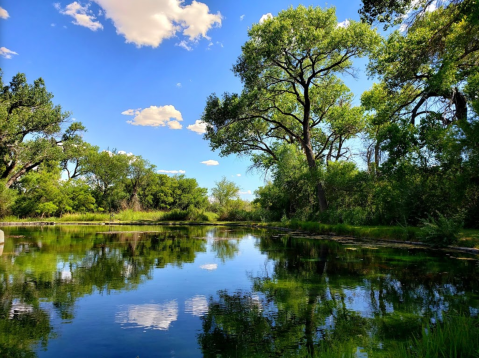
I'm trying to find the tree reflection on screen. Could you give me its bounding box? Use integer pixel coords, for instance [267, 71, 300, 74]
[0, 225, 213, 357]
[199, 236, 479, 357]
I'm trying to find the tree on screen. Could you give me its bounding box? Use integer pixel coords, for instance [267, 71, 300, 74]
[211, 177, 240, 207]
[359, 0, 468, 28]
[125, 156, 156, 210]
[202, 6, 379, 212]
[83, 149, 130, 211]
[0, 72, 84, 188]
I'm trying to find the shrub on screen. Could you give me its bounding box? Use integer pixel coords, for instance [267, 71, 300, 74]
[419, 212, 463, 247]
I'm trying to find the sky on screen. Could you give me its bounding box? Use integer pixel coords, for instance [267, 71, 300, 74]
[0, 0, 376, 198]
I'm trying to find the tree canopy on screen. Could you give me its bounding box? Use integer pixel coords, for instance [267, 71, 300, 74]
[202, 6, 380, 211]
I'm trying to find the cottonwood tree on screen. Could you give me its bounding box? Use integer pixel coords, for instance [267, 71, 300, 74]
[202, 6, 379, 212]
[0, 72, 84, 188]
[211, 177, 240, 207]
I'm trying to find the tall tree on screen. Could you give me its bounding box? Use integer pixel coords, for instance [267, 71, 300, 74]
[211, 177, 240, 207]
[202, 6, 379, 212]
[0, 72, 84, 188]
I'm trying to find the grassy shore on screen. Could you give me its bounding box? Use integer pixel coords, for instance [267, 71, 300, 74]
[1, 210, 479, 248]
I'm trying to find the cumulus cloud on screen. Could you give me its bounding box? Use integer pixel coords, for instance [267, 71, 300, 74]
[0, 7, 9, 19]
[125, 105, 183, 128]
[337, 19, 350, 28]
[176, 83, 182, 88]
[89, 0, 221, 48]
[0, 47, 18, 59]
[187, 120, 207, 134]
[58, 2, 103, 31]
[240, 14, 245, 21]
[259, 13, 273, 24]
[121, 108, 141, 116]
[201, 160, 219, 166]
[167, 120, 182, 129]
[239, 190, 252, 195]
[236, 174, 241, 177]
[157, 170, 186, 174]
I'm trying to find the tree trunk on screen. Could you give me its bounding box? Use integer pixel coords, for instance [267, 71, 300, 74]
[303, 89, 328, 212]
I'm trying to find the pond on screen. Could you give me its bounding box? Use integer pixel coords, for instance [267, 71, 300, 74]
[0, 225, 478, 357]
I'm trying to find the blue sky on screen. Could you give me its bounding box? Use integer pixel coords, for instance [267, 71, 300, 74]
[1, 0, 375, 198]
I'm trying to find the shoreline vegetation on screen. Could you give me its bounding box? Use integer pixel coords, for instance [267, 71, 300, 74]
[1, 210, 478, 252]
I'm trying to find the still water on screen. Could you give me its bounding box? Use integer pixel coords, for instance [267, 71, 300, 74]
[0, 225, 478, 357]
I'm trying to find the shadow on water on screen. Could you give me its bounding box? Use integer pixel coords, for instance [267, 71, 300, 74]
[0, 226, 477, 357]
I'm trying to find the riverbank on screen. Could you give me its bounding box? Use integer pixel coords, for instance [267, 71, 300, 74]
[1, 218, 479, 254]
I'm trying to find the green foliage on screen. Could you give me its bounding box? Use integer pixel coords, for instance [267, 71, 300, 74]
[210, 177, 240, 207]
[0, 72, 85, 188]
[0, 179, 15, 217]
[419, 213, 463, 247]
[390, 314, 479, 358]
[202, 6, 379, 212]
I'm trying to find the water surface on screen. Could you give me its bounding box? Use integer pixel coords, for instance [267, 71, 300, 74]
[0, 225, 478, 357]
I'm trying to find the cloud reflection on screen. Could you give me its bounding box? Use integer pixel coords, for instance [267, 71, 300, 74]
[185, 295, 208, 317]
[116, 301, 178, 330]
[200, 264, 217, 271]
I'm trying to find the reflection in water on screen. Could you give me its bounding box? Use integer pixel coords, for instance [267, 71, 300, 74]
[200, 264, 218, 271]
[116, 301, 179, 330]
[185, 295, 209, 317]
[8, 299, 34, 319]
[0, 225, 478, 358]
[199, 236, 479, 357]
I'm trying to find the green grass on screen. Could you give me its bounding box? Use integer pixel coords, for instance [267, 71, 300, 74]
[0, 209, 219, 223]
[388, 315, 479, 358]
[309, 315, 479, 358]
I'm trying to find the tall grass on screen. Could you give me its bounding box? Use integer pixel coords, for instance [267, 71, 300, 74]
[389, 315, 479, 358]
[0, 209, 219, 223]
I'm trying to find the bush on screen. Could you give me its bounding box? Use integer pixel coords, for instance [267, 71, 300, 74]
[162, 209, 188, 221]
[419, 212, 463, 247]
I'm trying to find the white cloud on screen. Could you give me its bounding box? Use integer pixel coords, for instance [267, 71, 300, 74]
[0, 47, 18, 59]
[187, 120, 207, 134]
[201, 160, 219, 166]
[200, 263, 217, 271]
[216, 41, 223, 48]
[90, 0, 222, 48]
[126, 105, 183, 128]
[176, 83, 182, 88]
[239, 190, 252, 195]
[236, 174, 241, 177]
[157, 170, 186, 174]
[0, 7, 9, 19]
[176, 40, 192, 51]
[117, 150, 134, 156]
[167, 120, 182, 130]
[58, 2, 103, 31]
[337, 19, 350, 28]
[121, 108, 141, 116]
[53, 3, 61, 10]
[259, 13, 273, 24]
[240, 14, 245, 21]
[51, 23, 56, 27]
